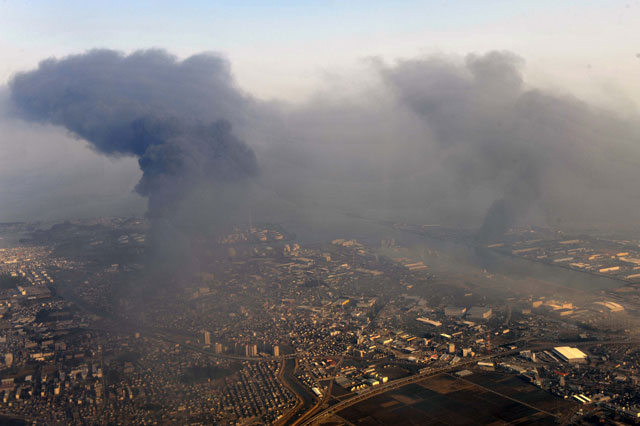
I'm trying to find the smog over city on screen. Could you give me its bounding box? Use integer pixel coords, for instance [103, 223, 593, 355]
[1, 2, 640, 425]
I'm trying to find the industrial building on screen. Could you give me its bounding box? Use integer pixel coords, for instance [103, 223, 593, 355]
[444, 306, 466, 317]
[552, 346, 588, 363]
[467, 306, 492, 320]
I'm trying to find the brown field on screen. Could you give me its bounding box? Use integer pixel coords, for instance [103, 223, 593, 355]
[321, 371, 576, 426]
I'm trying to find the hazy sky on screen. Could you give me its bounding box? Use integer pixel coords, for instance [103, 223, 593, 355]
[1, 1, 639, 106]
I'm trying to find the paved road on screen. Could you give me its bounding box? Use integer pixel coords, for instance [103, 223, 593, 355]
[273, 358, 306, 426]
[299, 339, 640, 426]
[290, 356, 347, 426]
[299, 355, 496, 426]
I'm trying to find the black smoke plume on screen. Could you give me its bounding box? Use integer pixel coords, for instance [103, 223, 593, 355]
[9, 49, 259, 227]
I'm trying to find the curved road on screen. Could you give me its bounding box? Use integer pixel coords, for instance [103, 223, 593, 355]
[299, 339, 640, 426]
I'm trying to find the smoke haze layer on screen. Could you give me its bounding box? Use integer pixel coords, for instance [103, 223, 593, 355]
[379, 52, 640, 235]
[7, 49, 640, 239]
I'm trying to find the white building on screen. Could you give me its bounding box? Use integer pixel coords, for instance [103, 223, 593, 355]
[552, 346, 588, 363]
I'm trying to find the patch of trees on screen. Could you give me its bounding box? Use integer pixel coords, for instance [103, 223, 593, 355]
[180, 362, 239, 384]
[0, 273, 27, 290]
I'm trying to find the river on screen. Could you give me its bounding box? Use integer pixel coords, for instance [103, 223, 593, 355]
[288, 216, 624, 292]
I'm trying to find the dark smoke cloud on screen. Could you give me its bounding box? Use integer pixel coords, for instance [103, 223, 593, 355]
[6, 48, 640, 245]
[9, 49, 259, 226]
[254, 51, 640, 239]
[0, 88, 145, 222]
[378, 51, 640, 235]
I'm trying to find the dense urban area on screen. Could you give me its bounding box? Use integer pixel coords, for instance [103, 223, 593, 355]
[1, 218, 640, 425]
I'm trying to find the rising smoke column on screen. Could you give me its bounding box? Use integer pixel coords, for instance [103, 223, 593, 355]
[246, 50, 640, 236]
[379, 52, 539, 238]
[9, 49, 259, 226]
[379, 51, 640, 238]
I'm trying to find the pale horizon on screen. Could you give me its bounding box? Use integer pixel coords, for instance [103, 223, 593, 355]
[1, 1, 639, 109]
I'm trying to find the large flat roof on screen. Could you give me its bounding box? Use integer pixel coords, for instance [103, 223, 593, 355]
[553, 346, 587, 361]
